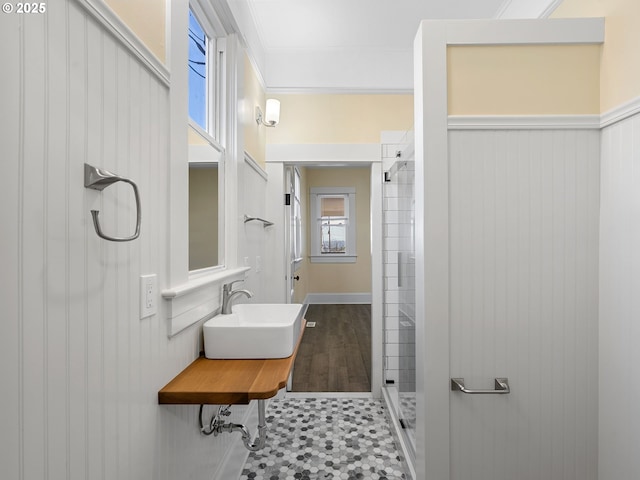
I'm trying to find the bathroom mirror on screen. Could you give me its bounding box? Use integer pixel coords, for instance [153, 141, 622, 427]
[188, 124, 224, 272]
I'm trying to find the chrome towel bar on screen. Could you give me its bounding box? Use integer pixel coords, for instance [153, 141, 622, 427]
[451, 377, 510, 394]
[243, 214, 274, 227]
[84, 163, 141, 242]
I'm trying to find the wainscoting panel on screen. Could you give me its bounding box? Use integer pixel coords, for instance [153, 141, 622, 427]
[448, 129, 599, 480]
[238, 154, 270, 303]
[599, 112, 640, 480]
[0, 3, 250, 480]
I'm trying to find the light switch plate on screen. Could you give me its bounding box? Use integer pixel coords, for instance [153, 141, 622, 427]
[140, 274, 157, 319]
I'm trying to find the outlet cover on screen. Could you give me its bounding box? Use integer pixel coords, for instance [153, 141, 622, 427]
[140, 274, 157, 319]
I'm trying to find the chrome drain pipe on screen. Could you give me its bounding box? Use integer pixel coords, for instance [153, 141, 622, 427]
[199, 399, 267, 451]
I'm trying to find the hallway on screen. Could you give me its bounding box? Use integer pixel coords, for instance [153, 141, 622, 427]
[292, 305, 371, 392]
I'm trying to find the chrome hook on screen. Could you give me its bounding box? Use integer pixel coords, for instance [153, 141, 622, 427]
[84, 163, 141, 242]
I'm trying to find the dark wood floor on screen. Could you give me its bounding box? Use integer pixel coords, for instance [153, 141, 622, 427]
[292, 304, 371, 392]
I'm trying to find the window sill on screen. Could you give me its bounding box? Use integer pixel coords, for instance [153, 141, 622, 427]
[310, 255, 357, 264]
[162, 266, 250, 337]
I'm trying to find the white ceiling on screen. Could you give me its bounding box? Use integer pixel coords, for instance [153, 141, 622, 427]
[229, 0, 561, 92]
[248, 0, 506, 50]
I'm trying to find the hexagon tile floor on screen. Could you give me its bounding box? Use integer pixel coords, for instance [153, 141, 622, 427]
[239, 398, 410, 480]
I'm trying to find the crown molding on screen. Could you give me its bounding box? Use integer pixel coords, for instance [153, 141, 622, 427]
[539, 0, 564, 18]
[265, 87, 413, 95]
[494, 0, 513, 19]
[495, 0, 563, 19]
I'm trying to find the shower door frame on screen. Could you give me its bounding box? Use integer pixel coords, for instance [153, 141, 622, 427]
[413, 17, 604, 480]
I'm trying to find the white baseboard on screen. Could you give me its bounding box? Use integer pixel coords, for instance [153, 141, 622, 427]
[284, 391, 374, 399]
[304, 293, 372, 304]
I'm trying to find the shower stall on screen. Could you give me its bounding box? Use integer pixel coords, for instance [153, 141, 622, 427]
[382, 131, 416, 471]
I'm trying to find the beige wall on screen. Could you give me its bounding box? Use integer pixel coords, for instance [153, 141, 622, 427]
[188, 125, 207, 145]
[106, 0, 165, 61]
[448, 45, 600, 115]
[265, 94, 411, 298]
[552, 0, 640, 112]
[243, 54, 267, 166]
[303, 167, 372, 294]
[266, 94, 413, 144]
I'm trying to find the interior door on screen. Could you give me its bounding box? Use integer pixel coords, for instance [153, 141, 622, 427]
[447, 129, 599, 480]
[283, 166, 293, 303]
[284, 166, 300, 303]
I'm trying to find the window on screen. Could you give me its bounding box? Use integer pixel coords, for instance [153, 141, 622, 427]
[310, 187, 357, 263]
[188, 4, 225, 142]
[319, 196, 347, 253]
[188, 10, 207, 130]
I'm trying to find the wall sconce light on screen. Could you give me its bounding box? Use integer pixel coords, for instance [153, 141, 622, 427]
[256, 99, 280, 127]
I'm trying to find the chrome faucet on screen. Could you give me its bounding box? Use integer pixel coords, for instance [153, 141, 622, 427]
[221, 280, 253, 314]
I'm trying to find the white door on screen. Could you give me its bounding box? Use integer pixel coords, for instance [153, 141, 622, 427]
[446, 130, 599, 480]
[284, 166, 301, 303]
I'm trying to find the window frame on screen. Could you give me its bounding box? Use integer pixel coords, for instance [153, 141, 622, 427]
[187, 1, 227, 278]
[310, 187, 357, 263]
[188, 1, 227, 145]
[164, 0, 248, 338]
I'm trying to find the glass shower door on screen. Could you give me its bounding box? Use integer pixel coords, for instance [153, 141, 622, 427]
[383, 131, 416, 460]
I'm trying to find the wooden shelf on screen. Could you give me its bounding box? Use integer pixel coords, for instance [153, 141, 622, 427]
[158, 320, 306, 405]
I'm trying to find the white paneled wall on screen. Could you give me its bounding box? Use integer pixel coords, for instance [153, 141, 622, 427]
[237, 156, 270, 302]
[448, 129, 600, 480]
[600, 113, 640, 480]
[0, 3, 254, 480]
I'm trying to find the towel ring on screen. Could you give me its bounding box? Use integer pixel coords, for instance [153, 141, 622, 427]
[84, 163, 141, 242]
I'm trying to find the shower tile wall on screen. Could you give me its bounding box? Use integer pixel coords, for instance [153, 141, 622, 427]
[382, 141, 415, 394]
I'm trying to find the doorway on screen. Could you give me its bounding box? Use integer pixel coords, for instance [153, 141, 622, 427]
[291, 304, 371, 392]
[277, 162, 383, 395]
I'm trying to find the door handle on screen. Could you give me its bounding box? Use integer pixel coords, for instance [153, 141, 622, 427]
[293, 276, 300, 281]
[451, 377, 510, 394]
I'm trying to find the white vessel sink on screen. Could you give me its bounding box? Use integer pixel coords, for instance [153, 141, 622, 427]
[203, 303, 304, 359]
